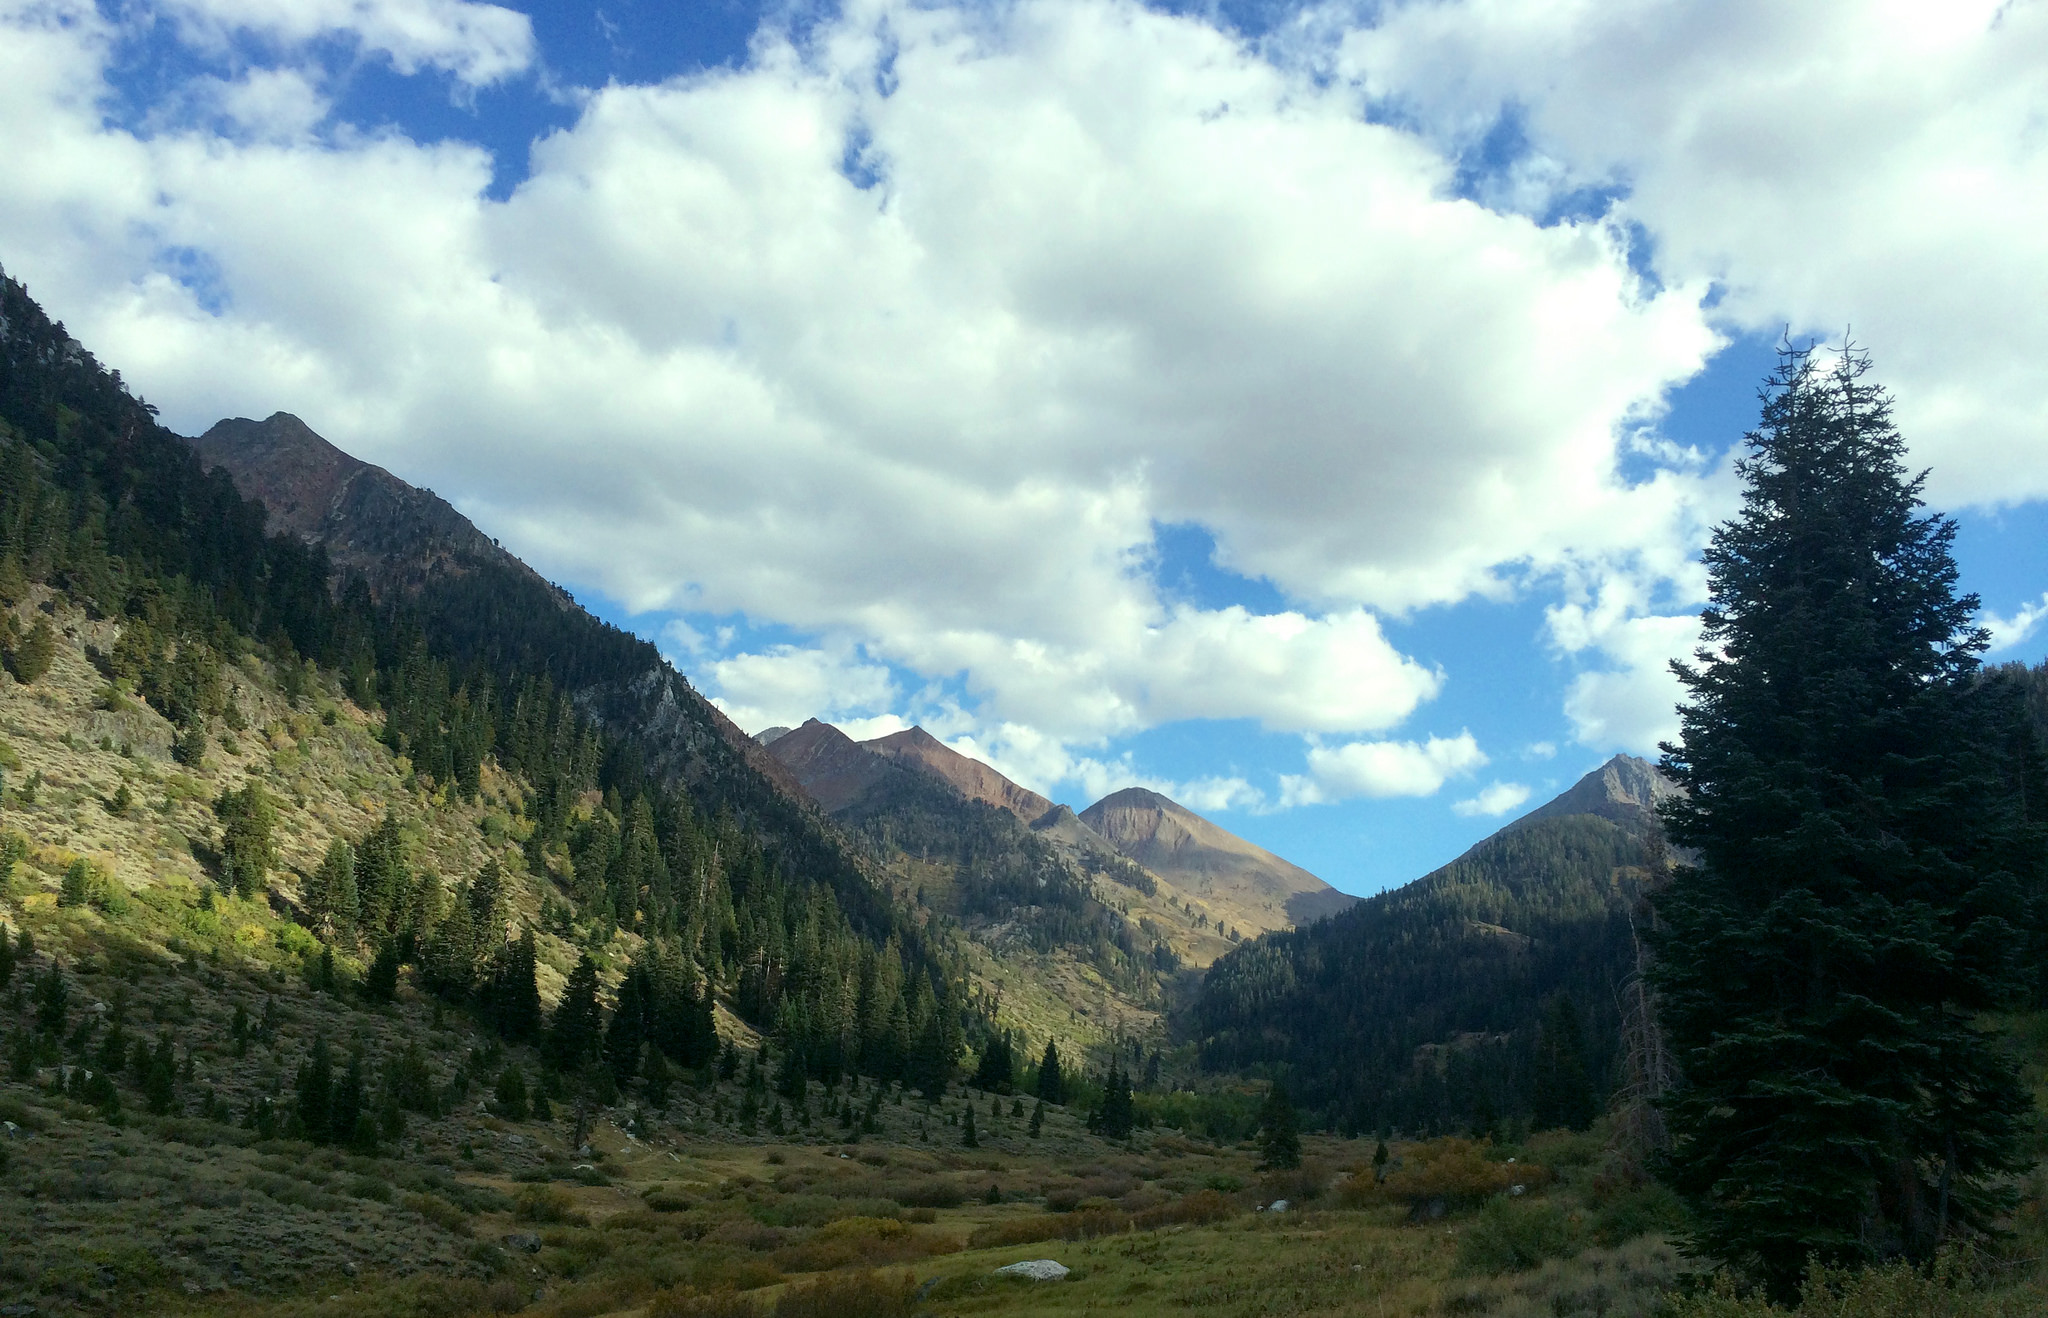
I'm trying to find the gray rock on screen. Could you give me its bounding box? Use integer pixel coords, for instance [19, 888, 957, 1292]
[1269, 1199, 1291, 1213]
[995, 1259, 1070, 1281]
[503, 1233, 543, 1254]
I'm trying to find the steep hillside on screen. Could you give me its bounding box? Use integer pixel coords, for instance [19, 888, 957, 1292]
[0, 269, 997, 1115]
[1081, 787, 1354, 935]
[1192, 755, 1675, 1135]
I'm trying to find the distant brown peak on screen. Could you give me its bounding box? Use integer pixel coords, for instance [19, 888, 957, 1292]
[862, 725, 1054, 822]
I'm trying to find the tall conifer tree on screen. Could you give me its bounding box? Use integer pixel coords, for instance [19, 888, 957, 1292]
[1653, 346, 2034, 1295]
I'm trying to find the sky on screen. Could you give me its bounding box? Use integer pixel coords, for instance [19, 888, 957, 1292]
[3, 0, 2046, 895]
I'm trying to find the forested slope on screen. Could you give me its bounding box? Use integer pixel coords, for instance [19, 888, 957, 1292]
[0, 269, 978, 1097]
[1193, 756, 1670, 1135]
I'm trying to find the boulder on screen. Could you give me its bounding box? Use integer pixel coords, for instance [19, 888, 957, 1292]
[995, 1259, 1070, 1281]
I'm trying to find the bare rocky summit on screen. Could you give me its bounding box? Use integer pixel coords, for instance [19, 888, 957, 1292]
[1080, 787, 1355, 933]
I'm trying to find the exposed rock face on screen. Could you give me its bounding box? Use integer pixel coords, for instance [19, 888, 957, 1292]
[863, 726, 1055, 822]
[1512, 754, 1681, 832]
[1079, 787, 1354, 934]
[194, 412, 563, 603]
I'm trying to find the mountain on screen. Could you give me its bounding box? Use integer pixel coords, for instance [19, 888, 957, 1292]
[1191, 754, 1677, 1134]
[194, 412, 563, 603]
[1081, 787, 1355, 934]
[190, 412, 813, 811]
[757, 720, 1202, 1042]
[864, 726, 1057, 823]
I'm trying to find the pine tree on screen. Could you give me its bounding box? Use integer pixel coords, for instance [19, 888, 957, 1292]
[495, 1064, 530, 1121]
[1257, 1081, 1301, 1170]
[1035, 1040, 1065, 1105]
[8, 616, 54, 683]
[961, 1101, 978, 1148]
[295, 1034, 334, 1143]
[1530, 994, 1597, 1131]
[547, 954, 603, 1073]
[1096, 1061, 1135, 1141]
[1653, 346, 2036, 1296]
[363, 941, 400, 1003]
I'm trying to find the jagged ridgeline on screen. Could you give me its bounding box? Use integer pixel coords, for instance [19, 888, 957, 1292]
[1192, 756, 1675, 1136]
[0, 269, 971, 1088]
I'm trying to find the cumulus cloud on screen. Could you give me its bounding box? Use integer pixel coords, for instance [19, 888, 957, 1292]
[1280, 732, 1486, 806]
[10, 0, 2037, 808]
[1346, 0, 2048, 511]
[161, 0, 534, 86]
[1984, 593, 2048, 654]
[1454, 781, 1531, 818]
[700, 644, 900, 736]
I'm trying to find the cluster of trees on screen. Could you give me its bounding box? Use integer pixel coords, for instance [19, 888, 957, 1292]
[1194, 810, 1646, 1135]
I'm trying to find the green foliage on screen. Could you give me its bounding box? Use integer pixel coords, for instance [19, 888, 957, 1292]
[214, 782, 278, 898]
[547, 954, 603, 1073]
[1454, 1196, 1582, 1276]
[494, 1063, 530, 1121]
[6, 616, 55, 683]
[1664, 1251, 2011, 1318]
[1196, 810, 1651, 1133]
[1653, 348, 2038, 1296]
[1035, 1039, 1065, 1104]
[1256, 1081, 1300, 1169]
[1091, 1060, 1135, 1141]
[1530, 994, 1597, 1132]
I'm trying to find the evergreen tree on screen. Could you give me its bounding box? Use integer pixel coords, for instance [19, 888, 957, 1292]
[1653, 346, 2035, 1296]
[363, 941, 401, 1003]
[215, 783, 278, 899]
[494, 928, 542, 1042]
[295, 1034, 334, 1143]
[495, 1064, 530, 1121]
[1530, 994, 1597, 1131]
[1096, 1061, 1135, 1141]
[1028, 1098, 1044, 1138]
[1257, 1081, 1301, 1170]
[306, 839, 358, 941]
[961, 1101, 978, 1147]
[970, 1032, 1015, 1094]
[546, 954, 603, 1073]
[605, 960, 653, 1084]
[7, 616, 54, 683]
[1035, 1040, 1065, 1105]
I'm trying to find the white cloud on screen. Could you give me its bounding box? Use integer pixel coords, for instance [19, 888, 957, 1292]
[0, 0, 1724, 774]
[1558, 612, 1702, 754]
[702, 644, 899, 736]
[1454, 781, 1531, 818]
[1984, 592, 2048, 654]
[1280, 732, 1486, 806]
[161, 0, 534, 86]
[1346, 0, 2048, 511]
[13, 0, 2042, 797]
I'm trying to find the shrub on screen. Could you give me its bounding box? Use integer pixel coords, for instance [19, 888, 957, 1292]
[1132, 1188, 1237, 1230]
[516, 1184, 588, 1225]
[1663, 1250, 2003, 1318]
[650, 1292, 762, 1318]
[1379, 1138, 1521, 1216]
[772, 1268, 919, 1318]
[404, 1191, 473, 1236]
[1592, 1181, 1688, 1246]
[967, 1207, 1131, 1249]
[1455, 1197, 1583, 1276]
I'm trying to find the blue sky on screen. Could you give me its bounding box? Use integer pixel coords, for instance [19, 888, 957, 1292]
[7, 0, 2046, 895]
